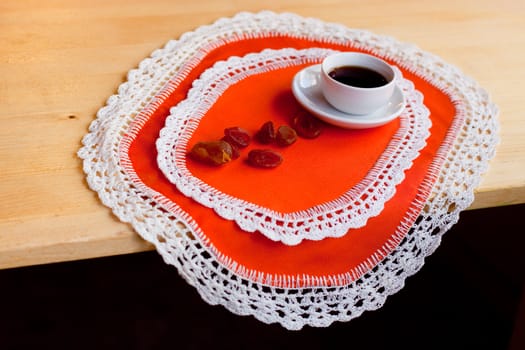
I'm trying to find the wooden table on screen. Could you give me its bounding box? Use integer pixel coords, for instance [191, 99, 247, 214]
[1, 0, 524, 269]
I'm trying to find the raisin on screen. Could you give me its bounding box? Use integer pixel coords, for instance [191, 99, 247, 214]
[188, 140, 233, 166]
[291, 110, 323, 139]
[275, 125, 297, 147]
[247, 149, 283, 168]
[223, 127, 251, 148]
[255, 121, 276, 144]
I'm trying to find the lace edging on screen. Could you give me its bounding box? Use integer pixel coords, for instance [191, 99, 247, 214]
[78, 11, 499, 330]
[155, 47, 431, 245]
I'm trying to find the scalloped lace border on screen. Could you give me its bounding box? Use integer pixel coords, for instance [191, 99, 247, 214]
[78, 11, 499, 330]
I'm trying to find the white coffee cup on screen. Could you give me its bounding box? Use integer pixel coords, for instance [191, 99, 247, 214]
[320, 52, 396, 115]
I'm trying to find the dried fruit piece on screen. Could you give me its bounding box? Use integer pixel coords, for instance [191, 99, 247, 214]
[188, 140, 233, 166]
[275, 125, 297, 147]
[255, 121, 276, 144]
[223, 126, 251, 148]
[247, 149, 283, 168]
[291, 110, 323, 139]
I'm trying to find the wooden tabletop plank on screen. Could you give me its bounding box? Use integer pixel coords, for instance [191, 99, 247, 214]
[1, 0, 524, 269]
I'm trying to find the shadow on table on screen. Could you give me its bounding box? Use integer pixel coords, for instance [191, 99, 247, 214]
[0, 204, 524, 350]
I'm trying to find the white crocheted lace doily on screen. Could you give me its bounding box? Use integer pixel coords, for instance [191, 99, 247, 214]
[156, 47, 430, 245]
[78, 11, 498, 330]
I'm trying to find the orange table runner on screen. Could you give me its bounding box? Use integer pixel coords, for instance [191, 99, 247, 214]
[80, 12, 498, 329]
[124, 37, 455, 287]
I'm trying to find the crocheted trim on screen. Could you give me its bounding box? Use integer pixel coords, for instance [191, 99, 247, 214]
[156, 47, 430, 245]
[78, 11, 499, 330]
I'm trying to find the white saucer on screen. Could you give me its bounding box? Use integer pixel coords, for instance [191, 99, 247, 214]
[291, 64, 405, 129]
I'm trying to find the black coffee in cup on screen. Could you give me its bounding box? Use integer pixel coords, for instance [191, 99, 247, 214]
[328, 66, 388, 88]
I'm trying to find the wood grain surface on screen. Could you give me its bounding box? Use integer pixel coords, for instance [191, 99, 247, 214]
[1, 0, 524, 268]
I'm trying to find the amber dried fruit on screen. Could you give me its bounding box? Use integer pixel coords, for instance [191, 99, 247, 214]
[291, 110, 323, 139]
[223, 127, 251, 148]
[275, 125, 297, 147]
[255, 121, 276, 144]
[188, 140, 233, 166]
[247, 149, 283, 168]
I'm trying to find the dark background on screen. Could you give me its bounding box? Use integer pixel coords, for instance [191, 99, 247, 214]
[1, 204, 524, 350]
